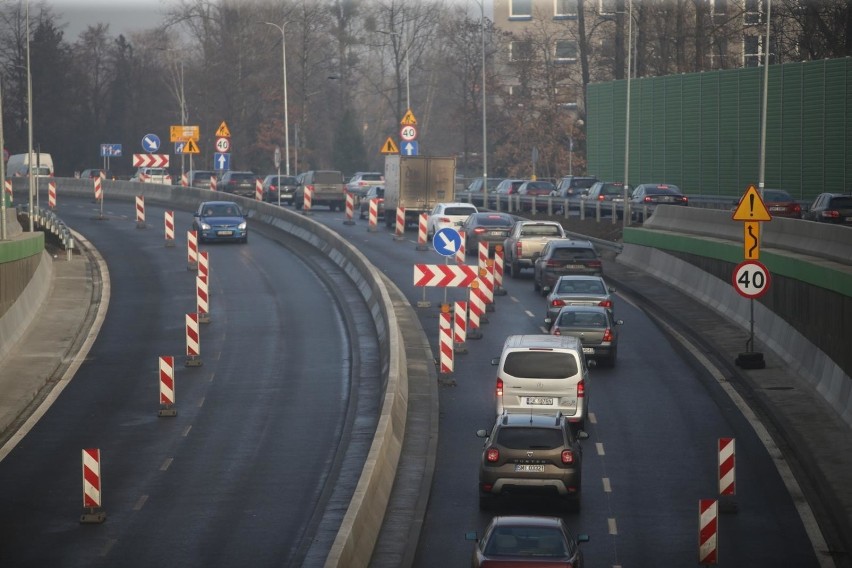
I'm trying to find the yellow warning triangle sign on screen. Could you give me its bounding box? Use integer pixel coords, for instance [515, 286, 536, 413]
[380, 137, 399, 154]
[215, 121, 231, 138]
[732, 185, 772, 221]
[183, 139, 200, 154]
[400, 109, 417, 126]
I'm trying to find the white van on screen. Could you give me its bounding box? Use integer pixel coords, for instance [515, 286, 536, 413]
[6, 153, 54, 178]
[492, 335, 590, 428]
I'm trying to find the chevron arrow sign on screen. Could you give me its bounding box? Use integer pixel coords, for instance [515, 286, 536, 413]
[414, 264, 478, 287]
[133, 153, 170, 168]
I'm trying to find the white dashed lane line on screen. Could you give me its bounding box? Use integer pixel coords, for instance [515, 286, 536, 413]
[596, 442, 606, 456]
[160, 458, 173, 471]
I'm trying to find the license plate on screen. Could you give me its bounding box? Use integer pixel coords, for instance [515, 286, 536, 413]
[217, 230, 233, 236]
[489, 231, 505, 236]
[769, 206, 786, 212]
[514, 464, 545, 472]
[845, 217, 852, 223]
[566, 264, 583, 269]
[582, 347, 595, 354]
[526, 397, 554, 405]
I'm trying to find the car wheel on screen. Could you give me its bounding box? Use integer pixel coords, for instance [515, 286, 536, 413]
[510, 261, 520, 278]
[533, 278, 540, 292]
[295, 198, 302, 210]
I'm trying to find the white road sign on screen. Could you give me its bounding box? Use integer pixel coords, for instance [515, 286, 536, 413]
[400, 125, 417, 142]
[732, 260, 771, 299]
[215, 137, 231, 152]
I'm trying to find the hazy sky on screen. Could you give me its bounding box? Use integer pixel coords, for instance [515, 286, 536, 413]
[46, 0, 178, 40]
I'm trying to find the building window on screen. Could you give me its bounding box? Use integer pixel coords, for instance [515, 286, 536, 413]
[743, 35, 760, 67]
[554, 0, 578, 18]
[712, 0, 728, 23]
[510, 40, 534, 61]
[744, 0, 761, 25]
[555, 40, 578, 61]
[510, 0, 532, 18]
[598, 0, 617, 16]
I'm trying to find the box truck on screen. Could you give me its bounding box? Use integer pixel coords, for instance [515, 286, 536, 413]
[383, 155, 456, 229]
[6, 153, 54, 178]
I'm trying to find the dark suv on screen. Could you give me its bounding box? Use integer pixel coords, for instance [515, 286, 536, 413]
[477, 413, 588, 511]
[533, 239, 602, 294]
[219, 171, 259, 197]
[554, 176, 598, 198]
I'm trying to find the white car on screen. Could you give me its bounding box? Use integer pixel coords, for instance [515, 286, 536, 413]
[131, 167, 172, 184]
[426, 202, 478, 239]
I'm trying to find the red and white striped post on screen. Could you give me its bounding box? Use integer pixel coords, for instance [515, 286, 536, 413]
[344, 193, 355, 225]
[185, 313, 202, 367]
[209, 175, 217, 191]
[48, 181, 56, 209]
[164, 211, 175, 247]
[302, 186, 313, 213]
[493, 246, 507, 295]
[394, 206, 405, 240]
[478, 241, 489, 272]
[416, 213, 429, 250]
[718, 437, 738, 513]
[197, 275, 210, 324]
[483, 263, 496, 313]
[198, 251, 209, 280]
[135, 195, 146, 229]
[93, 177, 102, 201]
[3, 179, 11, 202]
[699, 499, 718, 564]
[453, 301, 468, 353]
[467, 279, 484, 339]
[186, 230, 198, 271]
[456, 230, 466, 264]
[439, 311, 454, 376]
[158, 356, 177, 417]
[181, 173, 188, 187]
[368, 198, 379, 232]
[80, 448, 106, 523]
[255, 178, 263, 201]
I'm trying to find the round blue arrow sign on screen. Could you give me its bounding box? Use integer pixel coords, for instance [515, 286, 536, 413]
[142, 133, 161, 152]
[433, 227, 462, 257]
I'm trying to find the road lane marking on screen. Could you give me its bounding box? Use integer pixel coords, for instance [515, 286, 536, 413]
[596, 442, 605, 456]
[160, 458, 173, 471]
[198, 397, 205, 407]
[133, 495, 148, 510]
[608, 518, 618, 535]
[589, 412, 598, 424]
[100, 539, 117, 557]
[524, 310, 535, 318]
[182, 425, 192, 437]
[602, 477, 612, 492]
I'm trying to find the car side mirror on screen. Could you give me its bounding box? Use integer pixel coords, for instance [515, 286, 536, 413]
[577, 534, 590, 544]
[476, 429, 488, 438]
[490, 358, 499, 366]
[543, 286, 551, 293]
[544, 317, 552, 325]
[577, 430, 589, 440]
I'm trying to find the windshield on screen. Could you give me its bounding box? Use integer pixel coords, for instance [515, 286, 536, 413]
[202, 203, 242, 217]
[315, 172, 342, 184]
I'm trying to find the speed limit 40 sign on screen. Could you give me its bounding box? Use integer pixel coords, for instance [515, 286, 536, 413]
[732, 260, 771, 299]
[400, 125, 417, 142]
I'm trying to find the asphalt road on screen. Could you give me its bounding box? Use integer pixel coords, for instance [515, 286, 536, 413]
[0, 197, 378, 567]
[306, 208, 821, 567]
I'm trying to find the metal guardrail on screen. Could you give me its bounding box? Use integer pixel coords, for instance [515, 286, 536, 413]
[20, 205, 75, 260]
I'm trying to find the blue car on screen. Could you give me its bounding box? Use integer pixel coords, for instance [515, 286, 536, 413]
[192, 200, 248, 243]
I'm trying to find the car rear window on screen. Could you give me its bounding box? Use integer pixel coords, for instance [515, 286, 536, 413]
[445, 206, 477, 216]
[521, 225, 562, 236]
[600, 184, 626, 195]
[479, 215, 513, 226]
[644, 185, 681, 194]
[230, 173, 256, 181]
[315, 172, 342, 184]
[193, 172, 214, 181]
[573, 178, 597, 188]
[557, 279, 605, 294]
[361, 173, 383, 181]
[763, 190, 792, 201]
[503, 351, 579, 379]
[557, 311, 608, 328]
[829, 196, 852, 208]
[497, 427, 563, 449]
[552, 247, 597, 260]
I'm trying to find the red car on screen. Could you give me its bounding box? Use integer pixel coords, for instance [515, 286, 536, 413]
[467, 515, 589, 567]
[734, 189, 802, 219]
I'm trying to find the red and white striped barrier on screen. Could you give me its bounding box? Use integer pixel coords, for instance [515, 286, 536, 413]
[80, 448, 106, 523]
[413, 264, 478, 287]
[494, 247, 506, 295]
[456, 230, 466, 263]
[302, 186, 313, 212]
[368, 198, 379, 232]
[467, 280, 484, 339]
[482, 264, 495, 312]
[255, 178, 263, 201]
[453, 301, 468, 352]
[181, 173, 188, 187]
[48, 181, 56, 209]
[417, 213, 428, 250]
[158, 356, 177, 417]
[197, 275, 210, 324]
[718, 438, 735, 496]
[3, 179, 11, 201]
[198, 251, 209, 280]
[185, 312, 202, 366]
[439, 311, 454, 374]
[93, 177, 102, 201]
[164, 211, 175, 247]
[187, 230, 198, 270]
[699, 499, 718, 564]
[132, 153, 169, 168]
[344, 193, 355, 225]
[135, 195, 146, 228]
[478, 241, 489, 272]
[209, 175, 217, 191]
[394, 206, 405, 239]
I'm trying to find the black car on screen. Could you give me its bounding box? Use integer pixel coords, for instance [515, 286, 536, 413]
[262, 174, 299, 204]
[219, 171, 259, 197]
[803, 192, 852, 224]
[476, 413, 588, 511]
[629, 183, 688, 220]
[460, 212, 515, 256]
[554, 175, 598, 198]
[358, 185, 385, 220]
[533, 239, 603, 294]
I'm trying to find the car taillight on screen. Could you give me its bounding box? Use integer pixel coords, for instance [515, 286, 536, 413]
[546, 260, 562, 267]
[577, 379, 584, 398]
[360, 181, 369, 186]
[439, 216, 451, 223]
[598, 299, 612, 308]
[496, 378, 503, 397]
[550, 299, 565, 308]
[270, 185, 278, 191]
[643, 196, 653, 203]
[791, 204, 802, 214]
[473, 227, 487, 234]
[602, 328, 614, 342]
[681, 196, 688, 203]
[515, 242, 522, 256]
[561, 450, 575, 464]
[552, 327, 561, 336]
[597, 195, 605, 201]
[486, 448, 500, 463]
[588, 260, 602, 269]
[822, 210, 840, 218]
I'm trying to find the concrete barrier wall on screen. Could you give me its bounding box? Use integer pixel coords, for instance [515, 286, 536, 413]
[38, 179, 407, 568]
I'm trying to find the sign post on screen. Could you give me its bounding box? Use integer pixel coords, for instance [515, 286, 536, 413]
[274, 146, 282, 206]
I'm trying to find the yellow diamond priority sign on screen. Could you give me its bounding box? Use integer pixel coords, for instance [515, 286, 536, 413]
[380, 137, 399, 154]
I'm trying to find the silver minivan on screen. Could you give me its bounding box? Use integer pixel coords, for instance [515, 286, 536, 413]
[492, 335, 590, 428]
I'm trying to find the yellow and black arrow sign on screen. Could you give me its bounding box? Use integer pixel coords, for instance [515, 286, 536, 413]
[380, 137, 399, 154]
[743, 221, 760, 259]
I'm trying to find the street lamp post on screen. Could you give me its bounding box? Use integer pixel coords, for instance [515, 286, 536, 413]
[26, 0, 34, 231]
[622, 0, 633, 229]
[377, 29, 410, 116]
[266, 22, 290, 177]
[471, 0, 488, 210]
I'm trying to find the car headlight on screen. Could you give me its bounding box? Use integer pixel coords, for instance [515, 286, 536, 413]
[200, 222, 211, 230]
[238, 222, 247, 230]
